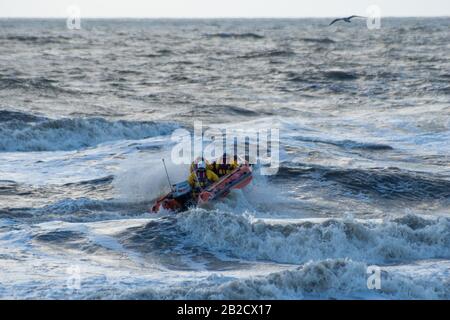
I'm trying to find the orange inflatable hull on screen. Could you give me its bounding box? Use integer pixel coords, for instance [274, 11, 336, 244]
[198, 163, 252, 204]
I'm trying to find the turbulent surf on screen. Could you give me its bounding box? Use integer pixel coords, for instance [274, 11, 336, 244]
[0, 18, 449, 299]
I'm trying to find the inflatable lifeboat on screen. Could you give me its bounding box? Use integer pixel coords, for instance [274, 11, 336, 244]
[151, 163, 252, 213]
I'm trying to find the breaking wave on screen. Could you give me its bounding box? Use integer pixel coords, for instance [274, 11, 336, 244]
[173, 211, 450, 264]
[121, 258, 449, 299]
[29, 197, 150, 222]
[0, 111, 179, 152]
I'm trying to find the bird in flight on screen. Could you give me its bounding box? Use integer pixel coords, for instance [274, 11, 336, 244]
[329, 15, 366, 26]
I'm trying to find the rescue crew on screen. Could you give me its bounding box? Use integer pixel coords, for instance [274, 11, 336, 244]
[187, 160, 219, 199]
[212, 153, 238, 177]
[190, 156, 213, 173]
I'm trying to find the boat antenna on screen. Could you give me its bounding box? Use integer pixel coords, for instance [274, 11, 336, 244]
[162, 158, 174, 192]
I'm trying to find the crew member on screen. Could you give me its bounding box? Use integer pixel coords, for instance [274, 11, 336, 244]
[212, 153, 238, 177]
[188, 161, 219, 198]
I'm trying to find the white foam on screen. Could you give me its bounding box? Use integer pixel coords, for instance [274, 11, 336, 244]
[176, 210, 450, 265]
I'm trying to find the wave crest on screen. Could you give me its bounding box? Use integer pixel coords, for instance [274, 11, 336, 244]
[0, 112, 179, 152]
[175, 211, 450, 264]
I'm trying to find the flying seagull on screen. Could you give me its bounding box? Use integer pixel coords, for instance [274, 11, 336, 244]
[329, 15, 365, 26]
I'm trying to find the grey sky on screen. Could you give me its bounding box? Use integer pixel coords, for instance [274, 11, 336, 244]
[1, 0, 449, 18]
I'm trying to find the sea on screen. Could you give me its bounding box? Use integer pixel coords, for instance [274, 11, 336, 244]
[0, 18, 449, 299]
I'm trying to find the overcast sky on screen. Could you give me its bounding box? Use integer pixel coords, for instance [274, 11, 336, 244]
[1, 0, 449, 18]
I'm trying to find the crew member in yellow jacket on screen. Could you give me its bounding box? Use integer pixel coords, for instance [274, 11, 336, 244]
[188, 160, 219, 199]
[212, 153, 238, 177]
[189, 156, 213, 173]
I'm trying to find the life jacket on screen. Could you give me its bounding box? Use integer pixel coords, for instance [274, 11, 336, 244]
[214, 160, 237, 177]
[216, 163, 231, 176]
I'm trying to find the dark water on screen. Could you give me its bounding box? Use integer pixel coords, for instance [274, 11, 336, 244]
[0, 18, 449, 299]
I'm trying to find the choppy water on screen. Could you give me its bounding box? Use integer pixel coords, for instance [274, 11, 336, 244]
[0, 18, 449, 299]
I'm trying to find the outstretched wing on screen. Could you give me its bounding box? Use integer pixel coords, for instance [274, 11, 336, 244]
[348, 15, 366, 20]
[329, 18, 342, 26]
